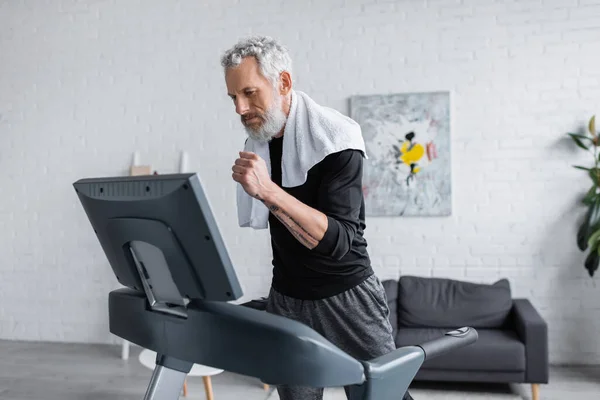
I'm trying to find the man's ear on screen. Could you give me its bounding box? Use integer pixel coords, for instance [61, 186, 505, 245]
[279, 71, 292, 95]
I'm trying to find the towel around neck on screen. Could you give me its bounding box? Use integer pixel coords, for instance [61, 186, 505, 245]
[237, 90, 367, 229]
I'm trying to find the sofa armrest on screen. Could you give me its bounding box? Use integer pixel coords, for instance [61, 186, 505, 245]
[512, 299, 548, 383]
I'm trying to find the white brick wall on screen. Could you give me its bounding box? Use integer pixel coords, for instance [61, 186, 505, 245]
[1, 0, 599, 365]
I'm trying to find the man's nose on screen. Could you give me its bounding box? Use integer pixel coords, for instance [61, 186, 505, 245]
[235, 98, 250, 115]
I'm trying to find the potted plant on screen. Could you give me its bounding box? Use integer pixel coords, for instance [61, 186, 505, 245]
[569, 115, 600, 277]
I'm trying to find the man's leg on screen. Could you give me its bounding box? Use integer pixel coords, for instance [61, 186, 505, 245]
[266, 275, 414, 400]
[306, 275, 414, 400]
[265, 289, 325, 400]
[274, 385, 324, 400]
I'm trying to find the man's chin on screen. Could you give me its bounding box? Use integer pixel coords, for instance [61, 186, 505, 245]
[245, 128, 276, 143]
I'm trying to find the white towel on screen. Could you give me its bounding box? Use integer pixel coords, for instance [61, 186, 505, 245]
[236, 90, 367, 229]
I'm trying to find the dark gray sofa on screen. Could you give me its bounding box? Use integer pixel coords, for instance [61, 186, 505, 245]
[382, 275, 548, 400]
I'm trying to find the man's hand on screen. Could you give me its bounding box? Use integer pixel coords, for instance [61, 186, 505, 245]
[232, 151, 277, 200]
[232, 150, 328, 249]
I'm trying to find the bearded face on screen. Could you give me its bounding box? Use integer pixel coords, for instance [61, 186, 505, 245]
[225, 56, 290, 143]
[241, 89, 287, 143]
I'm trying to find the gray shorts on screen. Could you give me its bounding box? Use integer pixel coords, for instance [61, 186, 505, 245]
[266, 274, 413, 400]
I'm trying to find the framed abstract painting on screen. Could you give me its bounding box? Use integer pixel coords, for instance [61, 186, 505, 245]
[349, 91, 452, 217]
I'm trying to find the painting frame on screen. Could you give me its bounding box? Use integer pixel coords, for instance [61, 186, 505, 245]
[349, 90, 453, 217]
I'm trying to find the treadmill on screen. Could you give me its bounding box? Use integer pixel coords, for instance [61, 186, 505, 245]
[72, 172, 477, 400]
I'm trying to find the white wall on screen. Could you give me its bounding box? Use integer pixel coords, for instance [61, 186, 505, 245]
[1, 0, 600, 365]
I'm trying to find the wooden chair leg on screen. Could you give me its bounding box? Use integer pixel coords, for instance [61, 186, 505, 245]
[183, 379, 188, 397]
[532, 383, 539, 400]
[203, 376, 214, 400]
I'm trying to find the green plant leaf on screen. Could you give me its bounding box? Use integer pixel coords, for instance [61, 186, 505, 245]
[585, 250, 599, 277]
[569, 133, 591, 150]
[578, 198, 600, 251]
[589, 198, 600, 228]
[590, 168, 600, 186]
[574, 165, 591, 171]
[578, 203, 594, 250]
[583, 185, 598, 205]
[587, 229, 600, 250]
[569, 132, 592, 139]
[589, 115, 596, 137]
[578, 220, 590, 251]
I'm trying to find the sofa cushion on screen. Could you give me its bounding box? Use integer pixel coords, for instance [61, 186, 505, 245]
[396, 328, 525, 372]
[397, 276, 512, 328]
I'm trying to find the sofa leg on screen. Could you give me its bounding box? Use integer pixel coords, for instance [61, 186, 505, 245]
[531, 383, 539, 400]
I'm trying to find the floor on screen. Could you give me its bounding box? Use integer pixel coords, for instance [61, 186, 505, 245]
[0, 340, 598, 400]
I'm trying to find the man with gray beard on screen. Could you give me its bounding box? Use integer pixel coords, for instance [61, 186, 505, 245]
[221, 36, 414, 400]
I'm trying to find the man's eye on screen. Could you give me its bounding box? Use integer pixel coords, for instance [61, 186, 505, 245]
[246, 91, 255, 96]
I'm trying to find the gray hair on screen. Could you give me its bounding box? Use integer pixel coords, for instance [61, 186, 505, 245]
[220, 35, 292, 88]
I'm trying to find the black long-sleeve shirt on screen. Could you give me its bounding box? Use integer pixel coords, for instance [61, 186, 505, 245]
[268, 136, 374, 300]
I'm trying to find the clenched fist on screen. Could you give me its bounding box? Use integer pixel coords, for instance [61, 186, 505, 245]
[232, 151, 276, 201]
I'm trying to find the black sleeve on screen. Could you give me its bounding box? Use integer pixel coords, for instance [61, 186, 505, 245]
[311, 149, 365, 260]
